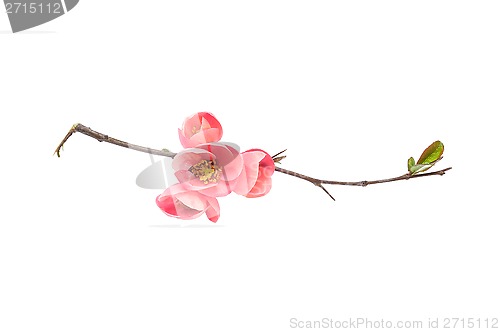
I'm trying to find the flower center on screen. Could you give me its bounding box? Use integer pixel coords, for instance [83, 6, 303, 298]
[189, 159, 222, 184]
[191, 126, 200, 135]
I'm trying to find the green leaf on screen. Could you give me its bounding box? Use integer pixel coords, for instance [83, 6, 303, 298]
[410, 163, 434, 175]
[407, 157, 415, 172]
[417, 141, 444, 165]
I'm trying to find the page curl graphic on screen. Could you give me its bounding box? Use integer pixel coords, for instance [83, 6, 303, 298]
[4, 0, 79, 33]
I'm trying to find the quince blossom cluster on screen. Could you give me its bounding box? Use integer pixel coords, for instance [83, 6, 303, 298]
[156, 112, 275, 222]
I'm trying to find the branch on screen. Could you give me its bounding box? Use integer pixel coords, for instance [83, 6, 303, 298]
[54, 123, 452, 201]
[54, 123, 175, 158]
[274, 165, 452, 200]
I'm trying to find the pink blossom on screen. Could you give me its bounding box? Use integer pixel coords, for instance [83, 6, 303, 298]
[233, 149, 275, 198]
[178, 112, 223, 148]
[157, 113, 275, 222]
[156, 183, 220, 222]
[172, 143, 243, 197]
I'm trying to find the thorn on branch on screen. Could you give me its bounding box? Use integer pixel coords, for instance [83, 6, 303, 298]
[316, 183, 336, 201]
[272, 149, 287, 163]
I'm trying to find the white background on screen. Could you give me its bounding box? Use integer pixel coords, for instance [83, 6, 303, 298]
[1, 1, 499, 331]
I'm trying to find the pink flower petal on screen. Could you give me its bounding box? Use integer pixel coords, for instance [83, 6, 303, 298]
[195, 143, 243, 181]
[182, 114, 203, 139]
[174, 170, 219, 191]
[156, 184, 207, 219]
[173, 170, 197, 183]
[199, 112, 222, 133]
[196, 143, 233, 165]
[172, 149, 215, 171]
[220, 153, 243, 181]
[246, 176, 272, 198]
[198, 179, 234, 197]
[190, 128, 222, 146]
[204, 196, 220, 222]
[233, 149, 275, 198]
[178, 112, 223, 148]
[175, 191, 207, 211]
[178, 128, 194, 148]
[233, 150, 265, 195]
[200, 116, 213, 131]
[244, 149, 275, 175]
